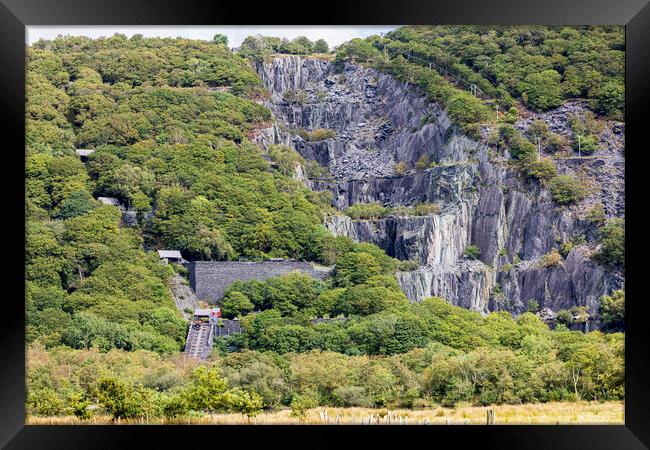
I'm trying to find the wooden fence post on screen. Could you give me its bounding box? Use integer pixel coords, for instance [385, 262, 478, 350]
[487, 409, 496, 425]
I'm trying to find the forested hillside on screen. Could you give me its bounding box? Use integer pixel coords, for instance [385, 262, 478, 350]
[337, 26, 624, 118]
[26, 35, 332, 352]
[25, 29, 624, 421]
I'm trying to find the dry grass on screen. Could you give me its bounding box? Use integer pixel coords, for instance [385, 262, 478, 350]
[27, 401, 623, 425]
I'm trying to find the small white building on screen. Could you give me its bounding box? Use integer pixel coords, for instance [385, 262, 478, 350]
[97, 197, 122, 207]
[158, 249, 184, 264]
[75, 149, 95, 161]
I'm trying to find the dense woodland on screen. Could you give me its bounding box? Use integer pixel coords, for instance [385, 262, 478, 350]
[336, 26, 624, 118]
[26, 28, 624, 419]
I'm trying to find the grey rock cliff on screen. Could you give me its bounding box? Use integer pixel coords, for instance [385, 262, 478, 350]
[253, 55, 624, 318]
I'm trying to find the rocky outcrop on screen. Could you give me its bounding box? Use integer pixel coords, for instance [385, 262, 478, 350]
[494, 247, 620, 316]
[325, 201, 472, 267]
[396, 261, 493, 312]
[254, 55, 476, 181]
[514, 99, 625, 218]
[254, 55, 624, 319]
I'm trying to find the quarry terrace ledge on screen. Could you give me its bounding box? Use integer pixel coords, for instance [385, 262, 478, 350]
[188, 260, 332, 304]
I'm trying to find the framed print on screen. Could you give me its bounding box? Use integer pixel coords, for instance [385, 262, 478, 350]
[1, 0, 648, 448]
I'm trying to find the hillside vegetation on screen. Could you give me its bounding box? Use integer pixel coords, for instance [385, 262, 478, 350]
[337, 26, 624, 118]
[25, 29, 624, 421]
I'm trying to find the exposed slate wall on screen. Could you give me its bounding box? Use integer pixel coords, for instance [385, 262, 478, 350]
[189, 261, 332, 303]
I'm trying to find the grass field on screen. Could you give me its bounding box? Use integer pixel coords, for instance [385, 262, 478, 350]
[27, 401, 623, 425]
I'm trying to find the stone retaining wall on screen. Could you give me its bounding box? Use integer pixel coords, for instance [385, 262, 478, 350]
[189, 261, 332, 303]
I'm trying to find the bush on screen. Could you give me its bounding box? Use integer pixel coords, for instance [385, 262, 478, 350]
[309, 128, 336, 141]
[524, 157, 557, 182]
[587, 203, 606, 226]
[594, 218, 624, 267]
[397, 260, 420, 271]
[526, 119, 550, 141]
[342, 203, 389, 220]
[548, 175, 587, 205]
[95, 377, 145, 419]
[283, 89, 298, 103]
[221, 291, 254, 318]
[464, 245, 480, 260]
[313, 39, 329, 54]
[594, 81, 624, 119]
[599, 290, 624, 330]
[447, 91, 491, 126]
[555, 309, 573, 325]
[28, 388, 65, 416]
[539, 249, 562, 268]
[394, 161, 408, 175]
[527, 299, 540, 313]
[290, 393, 318, 419]
[574, 134, 598, 155]
[504, 107, 518, 124]
[392, 202, 441, 217]
[334, 252, 382, 287]
[415, 154, 431, 170]
[518, 70, 564, 111]
[559, 242, 574, 258]
[546, 133, 569, 153]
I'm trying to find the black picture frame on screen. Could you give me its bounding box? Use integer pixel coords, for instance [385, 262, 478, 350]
[1, 0, 648, 448]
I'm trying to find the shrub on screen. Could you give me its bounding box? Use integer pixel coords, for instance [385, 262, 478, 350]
[574, 134, 598, 155]
[220, 291, 254, 318]
[294, 128, 310, 140]
[527, 299, 540, 313]
[415, 154, 431, 170]
[412, 202, 441, 216]
[334, 252, 382, 287]
[28, 388, 64, 416]
[394, 161, 408, 175]
[342, 202, 389, 220]
[594, 81, 624, 119]
[526, 119, 550, 141]
[504, 107, 519, 124]
[548, 175, 587, 205]
[309, 128, 336, 141]
[518, 70, 564, 111]
[290, 393, 318, 420]
[464, 245, 480, 260]
[313, 39, 329, 54]
[539, 249, 562, 268]
[392, 202, 441, 217]
[447, 91, 491, 126]
[283, 89, 298, 103]
[587, 203, 606, 226]
[559, 241, 574, 258]
[594, 218, 624, 267]
[397, 259, 420, 271]
[524, 157, 557, 182]
[599, 290, 624, 330]
[95, 377, 144, 419]
[546, 133, 569, 153]
[69, 393, 94, 420]
[570, 306, 589, 324]
[555, 309, 573, 325]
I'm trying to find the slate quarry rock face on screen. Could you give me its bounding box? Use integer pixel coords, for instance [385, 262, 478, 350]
[253, 55, 624, 319]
